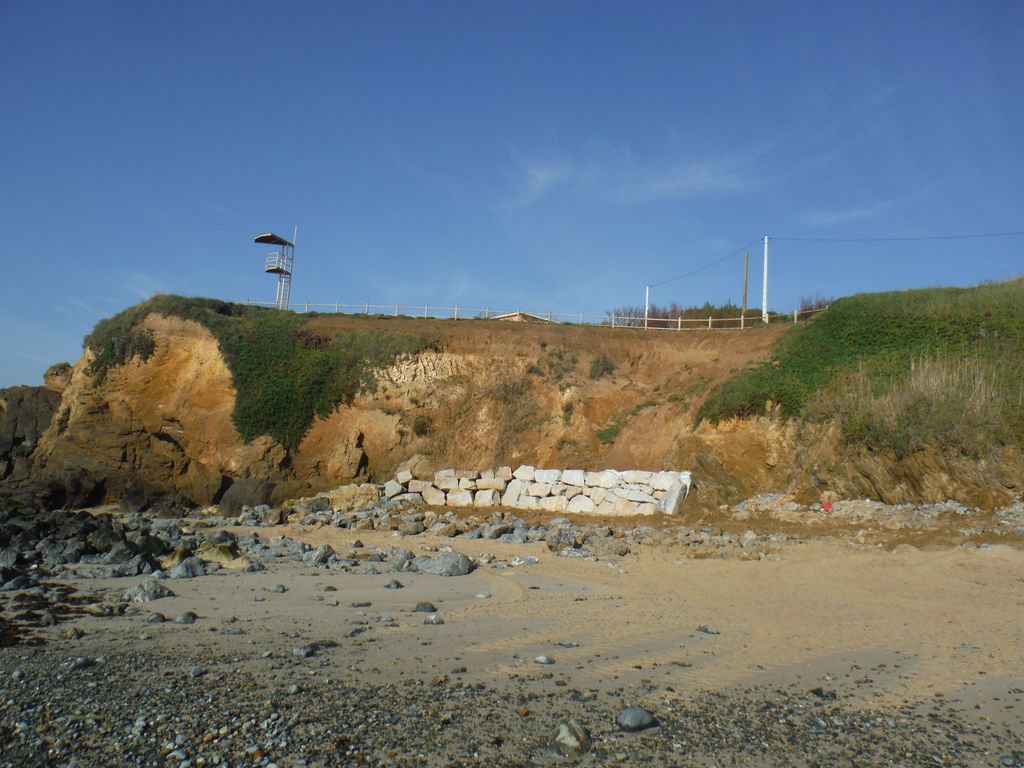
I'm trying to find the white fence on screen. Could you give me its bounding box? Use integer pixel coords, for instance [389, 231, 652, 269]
[241, 300, 828, 329]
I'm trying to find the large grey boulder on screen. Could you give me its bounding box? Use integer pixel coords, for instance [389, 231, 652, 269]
[219, 479, 276, 515]
[481, 522, 513, 539]
[168, 557, 206, 579]
[411, 552, 472, 576]
[545, 526, 577, 551]
[123, 580, 174, 602]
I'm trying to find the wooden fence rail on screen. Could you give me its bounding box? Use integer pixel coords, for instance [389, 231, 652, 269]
[241, 300, 828, 329]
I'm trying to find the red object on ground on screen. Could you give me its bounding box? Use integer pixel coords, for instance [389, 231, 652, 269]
[822, 502, 833, 514]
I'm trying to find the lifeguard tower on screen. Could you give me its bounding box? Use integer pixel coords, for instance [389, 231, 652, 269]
[254, 229, 296, 310]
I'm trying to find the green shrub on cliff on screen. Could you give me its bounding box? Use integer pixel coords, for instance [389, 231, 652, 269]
[696, 278, 1024, 455]
[85, 296, 432, 450]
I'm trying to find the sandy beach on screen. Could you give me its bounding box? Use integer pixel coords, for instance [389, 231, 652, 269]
[2, 511, 1022, 766]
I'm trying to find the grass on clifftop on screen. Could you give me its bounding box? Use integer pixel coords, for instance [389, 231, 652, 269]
[86, 296, 432, 450]
[697, 278, 1024, 456]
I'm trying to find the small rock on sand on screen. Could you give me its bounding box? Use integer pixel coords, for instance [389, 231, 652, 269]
[550, 721, 591, 756]
[617, 706, 657, 732]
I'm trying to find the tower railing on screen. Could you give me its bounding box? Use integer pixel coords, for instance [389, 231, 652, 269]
[265, 253, 291, 273]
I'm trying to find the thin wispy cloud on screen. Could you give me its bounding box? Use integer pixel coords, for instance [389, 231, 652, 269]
[201, 201, 233, 215]
[505, 156, 575, 208]
[615, 158, 748, 203]
[501, 138, 772, 211]
[118, 272, 165, 300]
[784, 80, 915, 179]
[802, 187, 936, 227]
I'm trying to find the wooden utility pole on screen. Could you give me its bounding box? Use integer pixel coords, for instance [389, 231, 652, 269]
[741, 250, 749, 329]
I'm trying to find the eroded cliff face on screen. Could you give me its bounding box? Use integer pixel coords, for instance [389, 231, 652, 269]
[669, 416, 1023, 511]
[5, 311, 1020, 511]
[22, 314, 286, 507]
[7, 313, 786, 507]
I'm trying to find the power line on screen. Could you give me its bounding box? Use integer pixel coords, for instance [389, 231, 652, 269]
[772, 230, 1024, 243]
[650, 238, 761, 287]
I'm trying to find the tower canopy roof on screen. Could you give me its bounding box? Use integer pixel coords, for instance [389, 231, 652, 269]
[253, 233, 293, 247]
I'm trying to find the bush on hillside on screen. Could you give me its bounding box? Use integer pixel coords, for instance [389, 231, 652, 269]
[589, 354, 615, 380]
[45, 361, 73, 377]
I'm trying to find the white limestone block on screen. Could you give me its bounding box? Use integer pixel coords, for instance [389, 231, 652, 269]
[616, 488, 656, 503]
[422, 487, 446, 506]
[539, 495, 569, 512]
[654, 473, 691, 515]
[650, 472, 679, 491]
[534, 469, 562, 484]
[474, 489, 500, 507]
[513, 465, 536, 481]
[446, 489, 474, 508]
[561, 469, 586, 486]
[528, 483, 552, 498]
[613, 498, 638, 516]
[501, 479, 524, 507]
[566, 495, 596, 513]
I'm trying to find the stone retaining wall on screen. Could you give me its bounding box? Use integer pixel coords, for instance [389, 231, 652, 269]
[382, 466, 692, 517]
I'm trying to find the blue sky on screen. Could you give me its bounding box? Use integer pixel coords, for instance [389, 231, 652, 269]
[2, 1, 1023, 386]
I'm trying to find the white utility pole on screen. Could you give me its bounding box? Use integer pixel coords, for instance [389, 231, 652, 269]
[761, 235, 769, 324]
[644, 284, 650, 329]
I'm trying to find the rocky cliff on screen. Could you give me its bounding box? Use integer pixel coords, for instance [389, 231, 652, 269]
[0, 305, 784, 509]
[2, 300, 1019, 512]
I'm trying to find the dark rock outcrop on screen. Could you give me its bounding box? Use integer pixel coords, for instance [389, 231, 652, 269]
[0, 386, 60, 482]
